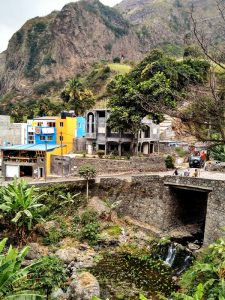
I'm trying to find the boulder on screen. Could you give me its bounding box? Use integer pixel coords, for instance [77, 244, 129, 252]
[26, 243, 43, 260]
[187, 243, 201, 251]
[67, 272, 100, 300]
[55, 248, 78, 264]
[55, 246, 96, 268]
[35, 220, 60, 236]
[51, 288, 67, 299]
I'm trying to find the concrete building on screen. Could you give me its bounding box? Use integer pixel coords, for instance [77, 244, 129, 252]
[0, 115, 27, 146]
[1, 143, 68, 179]
[138, 116, 160, 155]
[86, 109, 160, 155]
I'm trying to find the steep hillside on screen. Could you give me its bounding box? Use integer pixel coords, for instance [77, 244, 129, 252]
[116, 0, 220, 54]
[0, 0, 143, 95]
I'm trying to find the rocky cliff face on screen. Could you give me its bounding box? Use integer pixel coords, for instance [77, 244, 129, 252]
[116, 0, 219, 52]
[0, 0, 144, 95]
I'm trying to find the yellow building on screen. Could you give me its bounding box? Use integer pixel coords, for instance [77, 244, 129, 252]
[55, 116, 76, 153]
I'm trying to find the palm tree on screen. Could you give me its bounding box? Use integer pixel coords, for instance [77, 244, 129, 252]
[0, 179, 46, 243]
[0, 238, 44, 300]
[63, 78, 95, 116]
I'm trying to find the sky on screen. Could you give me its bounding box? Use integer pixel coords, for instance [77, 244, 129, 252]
[0, 0, 121, 53]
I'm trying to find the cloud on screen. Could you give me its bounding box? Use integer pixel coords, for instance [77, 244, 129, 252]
[0, 0, 121, 53]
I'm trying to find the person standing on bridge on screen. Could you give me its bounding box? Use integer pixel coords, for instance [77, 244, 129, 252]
[173, 168, 179, 176]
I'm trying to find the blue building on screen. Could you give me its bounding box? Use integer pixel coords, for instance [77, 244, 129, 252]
[76, 117, 86, 138]
[27, 117, 57, 145]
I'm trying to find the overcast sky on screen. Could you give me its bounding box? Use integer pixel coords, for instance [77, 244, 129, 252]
[0, 0, 121, 53]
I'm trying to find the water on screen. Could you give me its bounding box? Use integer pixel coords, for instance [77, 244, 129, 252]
[176, 255, 192, 275]
[91, 251, 177, 299]
[164, 244, 177, 267]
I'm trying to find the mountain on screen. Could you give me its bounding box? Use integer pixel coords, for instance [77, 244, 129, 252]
[0, 0, 144, 95]
[116, 0, 220, 54]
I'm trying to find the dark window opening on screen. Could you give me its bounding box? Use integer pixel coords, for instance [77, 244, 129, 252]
[98, 111, 105, 118]
[20, 166, 33, 177]
[98, 144, 105, 150]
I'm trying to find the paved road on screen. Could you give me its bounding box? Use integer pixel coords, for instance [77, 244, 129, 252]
[0, 169, 224, 186]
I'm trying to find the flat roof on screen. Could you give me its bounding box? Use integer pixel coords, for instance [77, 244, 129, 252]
[1, 144, 64, 152]
[33, 116, 59, 120]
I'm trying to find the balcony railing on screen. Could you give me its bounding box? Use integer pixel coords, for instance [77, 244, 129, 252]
[3, 156, 38, 163]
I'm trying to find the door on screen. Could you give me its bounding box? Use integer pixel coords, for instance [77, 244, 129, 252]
[6, 165, 19, 178]
[38, 167, 44, 178]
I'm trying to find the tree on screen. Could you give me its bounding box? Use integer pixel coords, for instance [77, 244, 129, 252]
[188, 4, 225, 145]
[0, 179, 45, 243]
[0, 238, 44, 299]
[107, 50, 209, 142]
[61, 78, 95, 116]
[78, 164, 96, 201]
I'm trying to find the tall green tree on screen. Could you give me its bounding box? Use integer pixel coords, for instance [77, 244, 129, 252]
[61, 78, 95, 116]
[78, 164, 96, 201]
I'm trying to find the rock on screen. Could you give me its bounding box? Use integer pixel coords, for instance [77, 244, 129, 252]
[87, 197, 110, 216]
[55, 247, 96, 269]
[51, 288, 67, 299]
[67, 272, 100, 300]
[35, 220, 59, 236]
[187, 243, 201, 251]
[55, 248, 78, 264]
[26, 243, 43, 260]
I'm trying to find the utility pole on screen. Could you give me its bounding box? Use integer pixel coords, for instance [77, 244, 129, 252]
[44, 141, 47, 182]
[60, 131, 63, 178]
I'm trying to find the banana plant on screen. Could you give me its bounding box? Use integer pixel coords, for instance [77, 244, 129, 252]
[0, 179, 46, 243]
[59, 192, 81, 214]
[0, 238, 45, 299]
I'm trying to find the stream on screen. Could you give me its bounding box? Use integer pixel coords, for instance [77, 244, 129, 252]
[91, 242, 193, 299]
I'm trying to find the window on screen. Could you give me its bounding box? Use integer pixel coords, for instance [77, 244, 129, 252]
[79, 122, 82, 128]
[28, 132, 34, 144]
[37, 122, 42, 126]
[40, 136, 46, 141]
[60, 122, 64, 127]
[47, 136, 53, 141]
[59, 136, 63, 141]
[47, 122, 55, 127]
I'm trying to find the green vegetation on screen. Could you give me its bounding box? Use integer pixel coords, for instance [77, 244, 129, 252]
[107, 49, 210, 137]
[24, 21, 49, 79]
[23, 256, 67, 298]
[0, 179, 45, 243]
[81, 0, 129, 37]
[173, 236, 225, 299]
[0, 238, 44, 299]
[165, 155, 175, 169]
[33, 81, 63, 96]
[61, 78, 95, 116]
[78, 164, 97, 200]
[108, 63, 131, 74]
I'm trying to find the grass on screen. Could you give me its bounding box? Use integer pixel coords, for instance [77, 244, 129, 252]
[108, 63, 132, 74]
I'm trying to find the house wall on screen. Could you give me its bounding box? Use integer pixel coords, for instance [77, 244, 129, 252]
[56, 117, 76, 153]
[76, 117, 86, 138]
[0, 116, 26, 146]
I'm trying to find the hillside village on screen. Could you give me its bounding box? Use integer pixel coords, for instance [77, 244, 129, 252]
[0, 0, 224, 300]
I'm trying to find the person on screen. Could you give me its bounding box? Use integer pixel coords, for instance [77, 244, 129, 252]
[193, 169, 198, 177]
[173, 168, 179, 176]
[184, 168, 190, 176]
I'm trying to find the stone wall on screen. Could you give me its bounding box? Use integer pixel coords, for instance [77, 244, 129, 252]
[71, 156, 166, 175]
[35, 175, 225, 245]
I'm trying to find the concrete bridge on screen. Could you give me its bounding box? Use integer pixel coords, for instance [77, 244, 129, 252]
[96, 175, 225, 245]
[27, 174, 225, 245]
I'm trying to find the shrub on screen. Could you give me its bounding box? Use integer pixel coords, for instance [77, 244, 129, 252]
[42, 228, 63, 245]
[97, 150, 105, 158]
[79, 222, 100, 245]
[165, 155, 175, 169]
[113, 57, 121, 63]
[26, 256, 67, 297]
[175, 147, 187, 158]
[80, 209, 98, 225]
